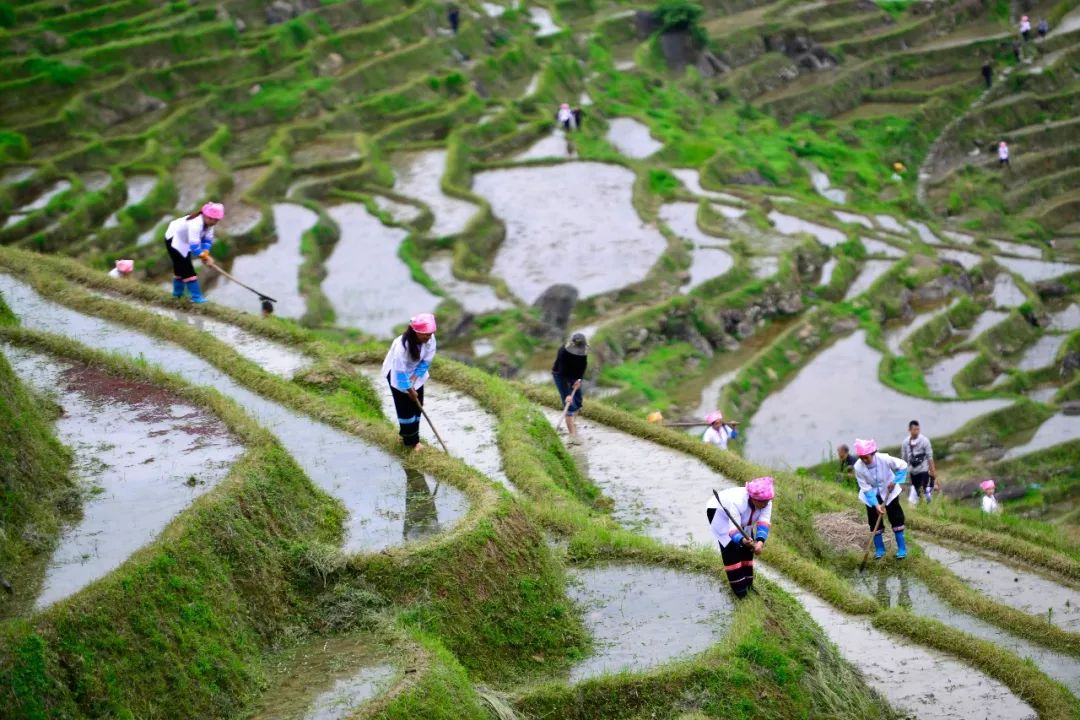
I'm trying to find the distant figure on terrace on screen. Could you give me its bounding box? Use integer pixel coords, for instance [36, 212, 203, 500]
[980, 479, 1001, 514]
[981, 58, 993, 88]
[556, 103, 577, 132]
[702, 410, 739, 450]
[1020, 15, 1031, 42]
[552, 332, 588, 440]
[900, 420, 936, 505]
[381, 313, 438, 450]
[837, 443, 856, 481]
[108, 259, 134, 280]
[1037, 18, 1049, 40]
[998, 140, 1010, 168]
[165, 202, 224, 304]
[447, 4, 459, 34]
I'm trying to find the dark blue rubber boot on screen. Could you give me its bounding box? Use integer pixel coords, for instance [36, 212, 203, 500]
[172, 278, 185, 298]
[187, 279, 207, 304]
[873, 533, 886, 560]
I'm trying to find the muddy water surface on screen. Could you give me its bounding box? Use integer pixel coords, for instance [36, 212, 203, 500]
[391, 150, 477, 238]
[173, 157, 211, 210]
[1002, 413, 1080, 459]
[874, 215, 908, 234]
[4, 179, 71, 227]
[248, 633, 396, 720]
[422, 253, 510, 315]
[1047, 303, 1079, 332]
[1, 166, 35, 185]
[918, 541, 1080, 633]
[528, 6, 561, 36]
[938, 248, 983, 269]
[924, 351, 978, 397]
[514, 131, 572, 161]
[477, 163, 666, 304]
[996, 256, 1078, 283]
[765, 571, 1036, 720]
[1016, 333, 1067, 371]
[909, 221, 940, 245]
[767, 210, 845, 246]
[672, 169, 742, 203]
[103, 175, 156, 228]
[745, 331, 1011, 467]
[963, 308, 1009, 340]
[605, 118, 662, 159]
[988, 239, 1042, 259]
[4, 345, 241, 609]
[292, 136, 360, 166]
[567, 564, 732, 682]
[0, 275, 469, 553]
[659, 202, 734, 289]
[111, 297, 311, 378]
[213, 203, 316, 319]
[849, 571, 1080, 695]
[324, 203, 439, 337]
[135, 214, 173, 247]
[861, 237, 904, 257]
[884, 300, 958, 355]
[542, 408, 736, 547]
[990, 273, 1025, 308]
[374, 196, 422, 224]
[843, 260, 895, 300]
[358, 367, 511, 491]
[832, 210, 873, 228]
[807, 164, 846, 204]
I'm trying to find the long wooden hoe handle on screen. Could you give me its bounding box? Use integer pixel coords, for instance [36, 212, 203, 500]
[555, 379, 581, 431]
[859, 511, 885, 572]
[415, 398, 449, 454]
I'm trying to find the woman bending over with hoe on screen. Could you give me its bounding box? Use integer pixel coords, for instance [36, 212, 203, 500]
[706, 477, 774, 599]
[381, 313, 437, 450]
[702, 410, 739, 450]
[165, 202, 224, 304]
[853, 438, 908, 560]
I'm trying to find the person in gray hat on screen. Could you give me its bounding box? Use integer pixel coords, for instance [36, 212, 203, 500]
[552, 332, 589, 438]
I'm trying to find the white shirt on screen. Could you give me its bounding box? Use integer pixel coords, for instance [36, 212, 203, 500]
[703, 424, 734, 450]
[982, 495, 1000, 514]
[999, 144, 1009, 160]
[854, 452, 907, 507]
[166, 214, 212, 257]
[1020, 19, 1031, 32]
[706, 486, 772, 548]
[381, 334, 437, 391]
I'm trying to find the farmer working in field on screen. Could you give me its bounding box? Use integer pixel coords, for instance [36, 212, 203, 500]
[381, 313, 438, 450]
[900, 420, 936, 505]
[853, 438, 909, 560]
[556, 103, 577, 131]
[552, 332, 588, 440]
[702, 410, 739, 450]
[837, 443, 856, 482]
[165, 202, 224, 304]
[706, 477, 774, 599]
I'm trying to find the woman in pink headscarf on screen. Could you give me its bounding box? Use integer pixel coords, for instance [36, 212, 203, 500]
[381, 313, 437, 449]
[702, 410, 739, 450]
[705, 476, 774, 598]
[164, 202, 224, 304]
[852, 438, 908, 560]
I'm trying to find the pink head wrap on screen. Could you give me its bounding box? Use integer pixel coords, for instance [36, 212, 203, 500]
[1022, 15, 1028, 21]
[979, 479, 995, 492]
[705, 410, 723, 425]
[115, 259, 134, 273]
[201, 202, 225, 220]
[746, 476, 775, 502]
[853, 438, 877, 456]
[410, 313, 437, 334]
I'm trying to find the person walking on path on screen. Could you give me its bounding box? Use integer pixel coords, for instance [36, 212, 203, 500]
[1037, 18, 1048, 40]
[981, 58, 993, 88]
[998, 140, 1010, 168]
[853, 438, 909, 560]
[552, 332, 588, 439]
[381, 313, 438, 450]
[702, 410, 739, 450]
[980, 479, 1001, 514]
[706, 477, 774, 599]
[901, 420, 936, 505]
[1020, 15, 1031, 42]
[165, 202, 223, 304]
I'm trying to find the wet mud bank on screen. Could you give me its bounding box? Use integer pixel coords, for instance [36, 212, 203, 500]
[0, 274, 469, 554]
[3, 344, 242, 610]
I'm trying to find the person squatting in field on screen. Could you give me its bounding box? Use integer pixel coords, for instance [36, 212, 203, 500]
[381, 313, 437, 449]
[853, 438, 909, 560]
[165, 202, 224, 304]
[706, 477, 774, 598]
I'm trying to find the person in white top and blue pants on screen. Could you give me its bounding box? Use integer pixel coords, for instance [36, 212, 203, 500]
[853, 438, 909, 560]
